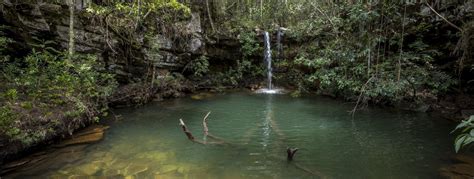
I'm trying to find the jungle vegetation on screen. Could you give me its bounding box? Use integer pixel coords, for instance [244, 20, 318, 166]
[0, 0, 473, 154]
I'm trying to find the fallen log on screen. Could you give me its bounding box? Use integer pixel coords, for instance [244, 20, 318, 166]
[207, 134, 226, 142]
[293, 162, 327, 179]
[180, 113, 325, 177]
[287, 147, 298, 161]
[202, 111, 211, 136]
[201, 111, 234, 145]
[265, 150, 327, 178]
[179, 119, 195, 141]
[178, 119, 207, 145]
[285, 148, 327, 178]
[179, 113, 230, 145]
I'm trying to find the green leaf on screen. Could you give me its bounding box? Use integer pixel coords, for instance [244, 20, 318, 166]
[464, 136, 474, 145]
[455, 135, 466, 153]
[451, 117, 474, 133]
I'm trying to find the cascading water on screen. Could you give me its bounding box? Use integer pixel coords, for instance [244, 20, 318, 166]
[264, 31, 273, 90]
[256, 31, 284, 94]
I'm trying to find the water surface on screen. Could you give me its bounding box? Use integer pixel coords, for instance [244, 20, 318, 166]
[8, 92, 455, 178]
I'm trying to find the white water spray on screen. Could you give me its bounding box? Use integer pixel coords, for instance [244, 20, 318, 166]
[255, 31, 284, 94]
[264, 31, 272, 90]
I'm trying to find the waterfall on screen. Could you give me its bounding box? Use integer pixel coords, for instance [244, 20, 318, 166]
[264, 31, 272, 90]
[256, 31, 284, 94]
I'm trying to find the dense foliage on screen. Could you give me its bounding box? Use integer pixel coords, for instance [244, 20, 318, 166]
[0, 49, 116, 145]
[207, 1, 471, 104]
[0, 0, 472, 156]
[203, 1, 472, 152]
[290, 2, 458, 104]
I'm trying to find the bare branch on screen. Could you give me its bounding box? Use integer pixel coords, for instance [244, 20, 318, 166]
[202, 111, 211, 136]
[179, 119, 195, 141]
[425, 2, 463, 32]
[180, 113, 230, 145]
[287, 147, 298, 161]
[350, 77, 374, 117]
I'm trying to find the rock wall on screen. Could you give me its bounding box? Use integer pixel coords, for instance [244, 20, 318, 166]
[0, 0, 206, 83]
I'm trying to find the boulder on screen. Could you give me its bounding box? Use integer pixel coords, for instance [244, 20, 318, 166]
[54, 125, 109, 148]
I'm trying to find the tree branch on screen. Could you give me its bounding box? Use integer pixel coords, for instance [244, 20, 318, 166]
[425, 2, 463, 32]
[350, 77, 374, 117]
[179, 118, 195, 141]
[179, 112, 231, 145]
[202, 111, 211, 136]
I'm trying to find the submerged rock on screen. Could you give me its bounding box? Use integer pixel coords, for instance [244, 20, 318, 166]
[111, 160, 130, 174]
[1, 124, 107, 177]
[56, 132, 103, 147]
[72, 161, 105, 176]
[102, 169, 120, 176]
[440, 164, 474, 178]
[68, 174, 95, 179]
[123, 163, 149, 177]
[54, 125, 109, 148]
[1, 145, 87, 177]
[191, 92, 215, 100]
[454, 155, 474, 164]
[49, 172, 70, 179]
[177, 165, 192, 174]
[154, 173, 181, 179]
[101, 152, 117, 167]
[135, 151, 174, 163]
[440, 154, 474, 178]
[159, 164, 179, 174]
[0, 159, 30, 174]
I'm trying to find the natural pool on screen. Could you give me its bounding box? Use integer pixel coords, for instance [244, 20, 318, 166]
[6, 92, 456, 178]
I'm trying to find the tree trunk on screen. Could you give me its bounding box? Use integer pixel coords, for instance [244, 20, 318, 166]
[136, 0, 141, 28]
[398, 3, 406, 82]
[206, 0, 216, 33]
[68, 0, 75, 62]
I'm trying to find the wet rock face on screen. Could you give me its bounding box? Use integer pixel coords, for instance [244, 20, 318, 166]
[1, 1, 245, 86]
[185, 13, 203, 53]
[144, 12, 203, 71]
[1, 2, 205, 82]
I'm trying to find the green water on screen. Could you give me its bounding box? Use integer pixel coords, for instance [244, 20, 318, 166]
[8, 92, 456, 178]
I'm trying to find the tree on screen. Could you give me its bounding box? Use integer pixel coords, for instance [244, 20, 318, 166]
[68, 0, 75, 62]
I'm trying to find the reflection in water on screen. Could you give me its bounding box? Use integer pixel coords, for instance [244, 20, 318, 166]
[3, 93, 455, 179]
[261, 95, 273, 148]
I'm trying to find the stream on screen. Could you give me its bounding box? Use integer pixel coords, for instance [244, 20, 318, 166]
[5, 92, 456, 178]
